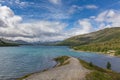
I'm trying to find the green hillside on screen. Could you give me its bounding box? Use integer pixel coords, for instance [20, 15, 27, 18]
[58, 27, 120, 56]
[0, 38, 19, 46]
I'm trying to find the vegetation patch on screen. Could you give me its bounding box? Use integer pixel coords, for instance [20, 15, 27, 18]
[79, 59, 120, 80]
[18, 56, 120, 80]
[86, 71, 112, 80]
[54, 56, 70, 66]
[18, 56, 70, 80]
[79, 59, 106, 72]
[58, 27, 120, 56]
[0, 39, 19, 46]
[72, 39, 120, 56]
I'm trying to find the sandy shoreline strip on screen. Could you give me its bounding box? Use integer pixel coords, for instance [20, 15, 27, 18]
[22, 57, 90, 80]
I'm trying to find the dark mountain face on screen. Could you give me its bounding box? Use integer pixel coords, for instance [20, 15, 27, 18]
[0, 38, 19, 46]
[14, 40, 29, 44]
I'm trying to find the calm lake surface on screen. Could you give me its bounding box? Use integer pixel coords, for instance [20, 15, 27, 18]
[0, 46, 120, 80]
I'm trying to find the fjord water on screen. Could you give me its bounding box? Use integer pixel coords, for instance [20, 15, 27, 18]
[0, 46, 120, 80]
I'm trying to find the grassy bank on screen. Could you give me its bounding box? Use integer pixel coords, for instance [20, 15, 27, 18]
[79, 59, 120, 80]
[54, 56, 70, 66]
[0, 43, 19, 46]
[72, 40, 120, 56]
[18, 56, 120, 80]
[17, 56, 70, 80]
[58, 27, 120, 56]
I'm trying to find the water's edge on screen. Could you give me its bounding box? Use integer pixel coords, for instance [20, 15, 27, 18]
[0, 46, 120, 80]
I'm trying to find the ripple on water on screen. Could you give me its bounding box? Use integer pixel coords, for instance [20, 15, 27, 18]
[0, 46, 120, 80]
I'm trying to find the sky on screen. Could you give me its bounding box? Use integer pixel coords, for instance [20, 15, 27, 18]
[0, 0, 120, 42]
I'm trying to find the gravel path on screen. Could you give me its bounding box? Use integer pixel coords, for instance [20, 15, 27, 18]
[23, 57, 90, 80]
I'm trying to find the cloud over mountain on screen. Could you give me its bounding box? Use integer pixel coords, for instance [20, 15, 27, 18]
[0, 1, 120, 42]
[0, 5, 68, 42]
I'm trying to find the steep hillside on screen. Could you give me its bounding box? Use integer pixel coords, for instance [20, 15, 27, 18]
[59, 27, 120, 55]
[59, 27, 120, 46]
[0, 38, 19, 46]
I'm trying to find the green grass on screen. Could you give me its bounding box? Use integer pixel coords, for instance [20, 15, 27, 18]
[0, 39, 19, 46]
[79, 59, 106, 72]
[58, 27, 120, 56]
[72, 39, 120, 56]
[0, 43, 19, 46]
[86, 71, 112, 80]
[79, 59, 120, 80]
[18, 56, 70, 80]
[18, 56, 120, 80]
[54, 56, 120, 80]
[54, 56, 70, 66]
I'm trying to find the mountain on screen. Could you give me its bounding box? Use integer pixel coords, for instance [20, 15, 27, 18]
[32, 41, 61, 46]
[14, 40, 30, 44]
[14, 40, 61, 46]
[0, 38, 19, 46]
[58, 27, 120, 55]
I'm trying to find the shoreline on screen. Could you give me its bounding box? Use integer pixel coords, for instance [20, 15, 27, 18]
[18, 56, 120, 80]
[18, 56, 90, 80]
[70, 48, 120, 57]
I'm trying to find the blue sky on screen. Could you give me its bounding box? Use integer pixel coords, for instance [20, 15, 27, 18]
[0, 0, 120, 42]
[2, 0, 119, 20]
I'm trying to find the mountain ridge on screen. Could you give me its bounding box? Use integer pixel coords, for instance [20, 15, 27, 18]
[0, 38, 19, 46]
[58, 27, 120, 55]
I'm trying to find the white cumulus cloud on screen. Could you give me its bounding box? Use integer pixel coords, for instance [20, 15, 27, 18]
[0, 5, 67, 42]
[76, 9, 120, 31]
[1, 4, 120, 42]
[95, 9, 120, 29]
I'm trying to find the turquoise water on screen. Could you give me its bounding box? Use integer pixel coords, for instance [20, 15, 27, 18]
[0, 46, 120, 80]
